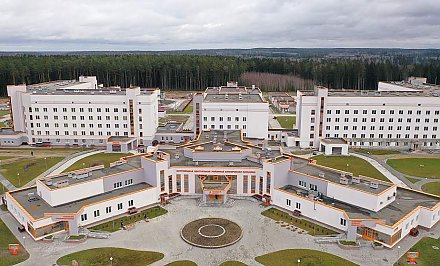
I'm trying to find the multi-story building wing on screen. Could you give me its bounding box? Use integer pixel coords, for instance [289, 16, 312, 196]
[296, 78, 440, 150]
[7, 76, 159, 146]
[193, 82, 269, 139]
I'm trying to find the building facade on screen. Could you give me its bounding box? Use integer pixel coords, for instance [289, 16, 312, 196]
[295, 79, 440, 150]
[7, 76, 159, 147]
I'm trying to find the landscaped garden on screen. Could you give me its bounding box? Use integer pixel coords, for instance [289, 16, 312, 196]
[312, 155, 388, 181]
[276, 116, 296, 128]
[261, 208, 337, 236]
[0, 219, 29, 266]
[89, 206, 167, 232]
[396, 237, 440, 266]
[421, 182, 440, 196]
[63, 152, 132, 172]
[353, 149, 400, 155]
[255, 249, 357, 266]
[387, 158, 440, 179]
[56, 247, 164, 266]
[0, 157, 64, 187]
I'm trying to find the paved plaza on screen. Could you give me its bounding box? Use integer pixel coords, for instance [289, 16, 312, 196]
[0, 198, 438, 266]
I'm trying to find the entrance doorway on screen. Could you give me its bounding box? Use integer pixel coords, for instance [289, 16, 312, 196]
[362, 227, 378, 241]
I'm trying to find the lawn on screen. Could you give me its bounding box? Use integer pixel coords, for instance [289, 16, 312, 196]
[353, 149, 401, 155]
[165, 261, 197, 266]
[56, 247, 164, 266]
[276, 116, 296, 128]
[1, 157, 64, 187]
[63, 152, 131, 172]
[0, 110, 9, 117]
[387, 158, 440, 179]
[255, 249, 357, 266]
[0, 183, 8, 194]
[0, 219, 29, 266]
[169, 104, 193, 114]
[90, 206, 167, 232]
[261, 208, 337, 236]
[312, 155, 388, 181]
[405, 176, 421, 184]
[396, 237, 440, 266]
[290, 150, 313, 155]
[421, 182, 440, 196]
[220, 261, 247, 266]
[0, 156, 14, 160]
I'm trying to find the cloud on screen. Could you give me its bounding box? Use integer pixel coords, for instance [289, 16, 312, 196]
[0, 0, 439, 50]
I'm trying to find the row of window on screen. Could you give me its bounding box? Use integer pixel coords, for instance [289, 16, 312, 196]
[31, 123, 129, 129]
[30, 115, 129, 121]
[324, 125, 439, 132]
[325, 117, 439, 124]
[33, 130, 130, 137]
[203, 124, 247, 130]
[31, 107, 144, 113]
[113, 179, 133, 189]
[204, 117, 247, 122]
[324, 109, 440, 116]
[326, 133, 438, 139]
[285, 198, 301, 209]
[80, 200, 134, 221]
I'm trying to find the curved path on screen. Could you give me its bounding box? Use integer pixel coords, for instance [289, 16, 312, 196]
[350, 152, 409, 188]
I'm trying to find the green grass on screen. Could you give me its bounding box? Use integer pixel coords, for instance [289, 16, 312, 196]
[290, 150, 313, 155]
[261, 208, 337, 236]
[0, 204, 7, 211]
[56, 247, 164, 266]
[67, 235, 86, 240]
[220, 261, 247, 266]
[387, 158, 440, 179]
[63, 153, 131, 172]
[165, 261, 197, 266]
[0, 110, 9, 117]
[276, 116, 296, 128]
[339, 240, 358, 246]
[396, 237, 440, 266]
[255, 249, 357, 266]
[0, 122, 6, 128]
[405, 176, 421, 184]
[312, 155, 389, 182]
[0, 156, 14, 160]
[169, 104, 193, 114]
[0, 219, 29, 266]
[421, 182, 440, 196]
[1, 157, 64, 187]
[0, 183, 8, 194]
[90, 206, 167, 232]
[353, 149, 401, 155]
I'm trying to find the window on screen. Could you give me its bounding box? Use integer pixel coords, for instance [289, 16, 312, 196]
[81, 214, 87, 221]
[295, 202, 301, 209]
[117, 203, 123, 210]
[128, 200, 134, 207]
[94, 210, 100, 217]
[286, 199, 291, 206]
[340, 218, 347, 226]
[299, 180, 306, 187]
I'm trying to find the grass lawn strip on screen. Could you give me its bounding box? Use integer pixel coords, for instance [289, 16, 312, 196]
[421, 182, 440, 196]
[1, 157, 64, 187]
[276, 116, 296, 128]
[405, 176, 421, 184]
[397, 237, 440, 266]
[255, 249, 357, 266]
[353, 149, 400, 155]
[312, 155, 389, 182]
[63, 152, 131, 172]
[56, 247, 164, 266]
[261, 208, 337, 236]
[0, 183, 8, 194]
[219, 261, 248, 266]
[90, 206, 167, 232]
[0, 219, 29, 266]
[387, 158, 440, 179]
[165, 261, 197, 266]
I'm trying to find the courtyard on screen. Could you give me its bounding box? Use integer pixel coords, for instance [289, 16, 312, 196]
[2, 198, 438, 265]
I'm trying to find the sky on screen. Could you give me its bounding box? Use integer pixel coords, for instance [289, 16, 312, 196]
[0, 0, 439, 51]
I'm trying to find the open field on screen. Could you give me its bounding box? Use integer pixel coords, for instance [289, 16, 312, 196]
[255, 249, 357, 266]
[261, 208, 337, 236]
[1, 157, 64, 187]
[387, 158, 440, 179]
[0, 219, 29, 266]
[56, 248, 164, 266]
[63, 152, 131, 172]
[353, 149, 401, 155]
[312, 155, 388, 181]
[421, 182, 440, 196]
[397, 237, 440, 266]
[275, 116, 296, 128]
[165, 261, 197, 266]
[90, 206, 167, 232]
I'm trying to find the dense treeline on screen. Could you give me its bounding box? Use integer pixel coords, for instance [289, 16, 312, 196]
[0, 54, 439, 96]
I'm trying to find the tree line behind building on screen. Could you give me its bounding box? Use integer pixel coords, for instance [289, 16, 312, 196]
[0, 53, 439, 96]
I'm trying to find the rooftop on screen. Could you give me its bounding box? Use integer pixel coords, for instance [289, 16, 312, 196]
[10, 182, 152, 220]
[156, 122, 185, 133]
[204, 84, 264, 103]
[320, 138, 348, 145]
[107, 136, 137, 143]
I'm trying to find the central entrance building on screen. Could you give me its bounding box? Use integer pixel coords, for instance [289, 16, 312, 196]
[198, 175, 234, 204]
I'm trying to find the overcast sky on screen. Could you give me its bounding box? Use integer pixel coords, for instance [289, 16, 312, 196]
[1, 0, 439, 51]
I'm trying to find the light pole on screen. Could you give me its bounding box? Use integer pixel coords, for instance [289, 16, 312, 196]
[397, 245, 401, 265]
[44, 157, 48, 170]
[346, 163, 349, 172]
[22, 236, 26, 247]
[297, 259, 301, 266]
[17, 173, 20, 187]
[110, 257, 113, 266]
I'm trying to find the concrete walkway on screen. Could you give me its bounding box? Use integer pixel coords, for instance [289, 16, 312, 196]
[49, 150, 105, 175]
[350, 152, 409, 188]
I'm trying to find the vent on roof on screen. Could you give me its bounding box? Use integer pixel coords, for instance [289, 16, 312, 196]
[28, 192, 38, 202]
[318, 172, 325, 178]
[225, 94, 228, 100]
[229, 161, 234, 166]
[352, 177, 360, 184]
[339, 177, 349, 185]
[370, 181, 379, 189]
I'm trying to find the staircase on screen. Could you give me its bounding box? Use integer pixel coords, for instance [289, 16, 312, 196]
[79, 227, 111, 239]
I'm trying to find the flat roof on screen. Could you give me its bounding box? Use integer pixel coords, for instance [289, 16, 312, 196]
[204, 93, 264, 103]
[291, 158, 392, 194]
[156, 122, 184, 133]
[9, 182, 152, 220]
[43, 156, 142, 189]
[320, 138, 347, 145]
[107, 136, 136, 143]
[280, 185, 438, 226]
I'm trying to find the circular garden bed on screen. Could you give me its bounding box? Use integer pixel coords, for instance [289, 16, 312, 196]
[181, 218, 242, 248]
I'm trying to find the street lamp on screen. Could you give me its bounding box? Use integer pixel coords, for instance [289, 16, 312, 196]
[397, 245, 401, 264]
[110, 257, 113, 266]
[297, 259, 301, 266]
[17, 173, 20, 187]
[22, 236, 26, 247]
[44, 157, 48, 170]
